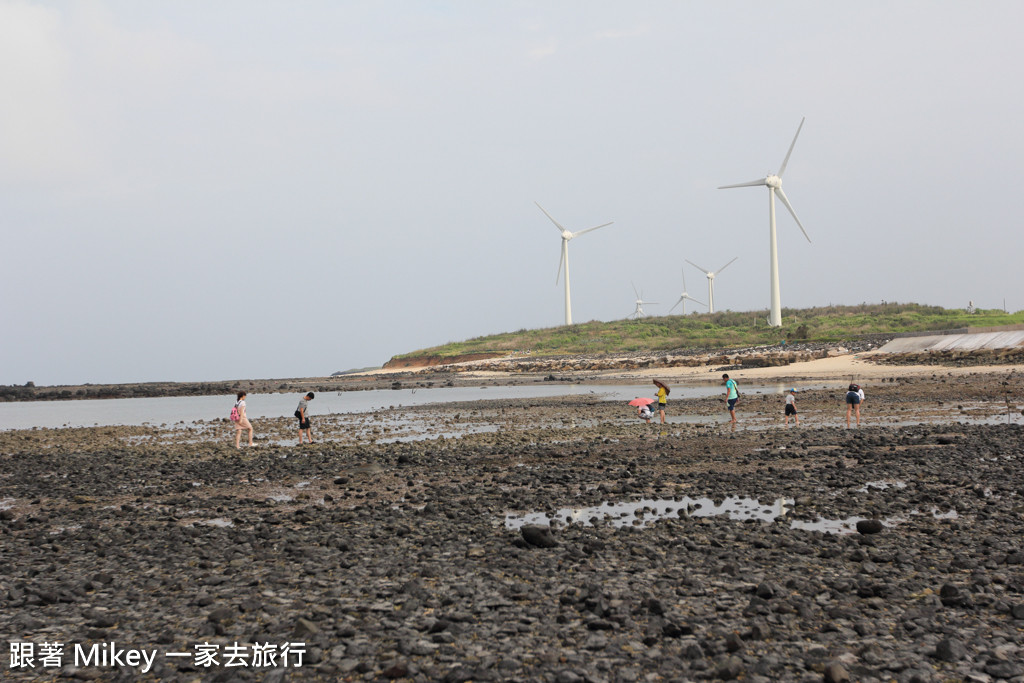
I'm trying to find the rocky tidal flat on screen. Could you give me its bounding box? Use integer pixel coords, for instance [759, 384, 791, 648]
[2, 371, 1024, 682]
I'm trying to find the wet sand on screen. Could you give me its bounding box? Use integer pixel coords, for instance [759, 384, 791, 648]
[2, 362, 1024, 681]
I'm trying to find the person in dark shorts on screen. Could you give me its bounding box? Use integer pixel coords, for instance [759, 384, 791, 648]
[653, 380, 669, 424]
[723, 374, 738, 426]
[845, 383, 863, 428]
[296, 392, 315, 444]
[784, 388, 799, 427]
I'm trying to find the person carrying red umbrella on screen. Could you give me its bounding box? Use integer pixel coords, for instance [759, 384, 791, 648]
[653, 380, 670, 424]
[628, 397, 655, 423]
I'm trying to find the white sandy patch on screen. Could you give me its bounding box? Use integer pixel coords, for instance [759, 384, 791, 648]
[431, 352, 1024, 385]
[634, 351, 889, 382]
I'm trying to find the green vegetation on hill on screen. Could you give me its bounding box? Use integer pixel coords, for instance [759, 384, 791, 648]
[392, 304, 1024, 360]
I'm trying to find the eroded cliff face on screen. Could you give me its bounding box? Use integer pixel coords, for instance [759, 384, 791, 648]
[382, 353, 505, 369]
[382, 348, 847, 374]
[438, 349, 838, 373]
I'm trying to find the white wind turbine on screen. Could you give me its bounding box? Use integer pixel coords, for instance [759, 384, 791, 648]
[685, 257, 737, 314]
[668, 266, 706, 315]
[719, 117, 812, 327]
[536, 202, 613, 325]
[628, 282, 658, 319]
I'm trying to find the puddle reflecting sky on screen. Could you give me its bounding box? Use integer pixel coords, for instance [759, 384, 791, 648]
[505, 495, 959, 535]
[857, 480, 907, 492]
[792, 507, 958, 534]
[505, 495, 792, 529]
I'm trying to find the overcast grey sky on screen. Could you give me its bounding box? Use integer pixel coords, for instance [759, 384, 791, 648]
[2, 1, 1022, 386]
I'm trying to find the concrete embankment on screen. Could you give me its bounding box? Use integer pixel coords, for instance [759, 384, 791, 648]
[878, 330, 1024, 353]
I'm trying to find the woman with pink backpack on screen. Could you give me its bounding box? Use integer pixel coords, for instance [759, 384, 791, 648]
[231, 391, 254, 448]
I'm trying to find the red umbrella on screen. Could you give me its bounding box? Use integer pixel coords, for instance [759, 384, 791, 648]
[628, 397, 655, 407]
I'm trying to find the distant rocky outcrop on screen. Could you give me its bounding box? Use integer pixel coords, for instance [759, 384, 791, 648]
[388, 346, 857, 375]
[383, 353, 506, 369]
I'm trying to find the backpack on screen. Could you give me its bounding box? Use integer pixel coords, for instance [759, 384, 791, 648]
[230, 403, 240, 422]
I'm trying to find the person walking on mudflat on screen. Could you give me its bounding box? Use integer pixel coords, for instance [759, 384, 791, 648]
[723, 374, 739, 427]
[233, 391, 254, 449]
[653, 380, 670, 425]
[784, 388, 799, 427]
[845, 383, 864, 428]
[296, 392, 315, 444]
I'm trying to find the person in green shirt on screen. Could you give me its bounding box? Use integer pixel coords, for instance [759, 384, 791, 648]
[723, 374, 738, 426]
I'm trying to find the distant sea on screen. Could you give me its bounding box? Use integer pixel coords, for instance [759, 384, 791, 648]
[0, 382, 810, 431]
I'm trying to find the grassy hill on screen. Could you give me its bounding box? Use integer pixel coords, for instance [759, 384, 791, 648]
[391, 304, 1024, 361]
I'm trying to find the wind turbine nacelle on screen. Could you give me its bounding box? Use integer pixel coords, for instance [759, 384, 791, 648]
[765, 175, 782, 189]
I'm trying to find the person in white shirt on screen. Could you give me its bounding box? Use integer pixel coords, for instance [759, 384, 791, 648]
[234, 391, 254, 448]
[845, 383, 865, 428]
[784, 388, 799, 427]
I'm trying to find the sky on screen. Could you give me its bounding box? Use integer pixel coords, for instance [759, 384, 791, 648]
[2, 0, 1023, 386]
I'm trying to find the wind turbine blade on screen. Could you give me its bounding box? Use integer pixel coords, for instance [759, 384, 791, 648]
[556, 243, 565, 285]
[718, 178, 767, 189]
[775, 188, 811, 243]
[685, 294, 706, 306]
[535, 202, 567, 232]
[571, 221, 613, 238]
[681, 267, 687, 292]
[685, 259, 711, 274]
[631, 281, 640, 299]
[777, 117, 805, 178]
[668, 297, 682, 314]
[717, 257, 738, 274]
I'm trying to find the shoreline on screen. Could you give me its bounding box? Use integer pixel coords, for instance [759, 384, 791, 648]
[6, 343, 1024, 404]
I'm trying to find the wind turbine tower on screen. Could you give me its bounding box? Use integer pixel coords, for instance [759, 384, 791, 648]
[536, 202, 613, 325]
[685, 257, 737, 314]
[628, 283, 658, 319]
[719, 117, 812, 327]
[668, 266, 706, 315]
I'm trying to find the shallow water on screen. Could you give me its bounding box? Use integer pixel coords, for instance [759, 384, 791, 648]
[791, 507, 958, 534]
[504, 494, 959, 535]
[192, 518, 234, 528]
[504, 495, 793, 529]
[858, 480, 907, 492]
[0, 381, 828, 431]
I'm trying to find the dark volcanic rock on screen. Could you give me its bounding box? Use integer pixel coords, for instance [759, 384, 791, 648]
[934, 637, 967, 662]
[856, 519, 884, 535]
[824, 661, 850, 683]
[520, 525, 559, 548]
[714, 655, 744, 680]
